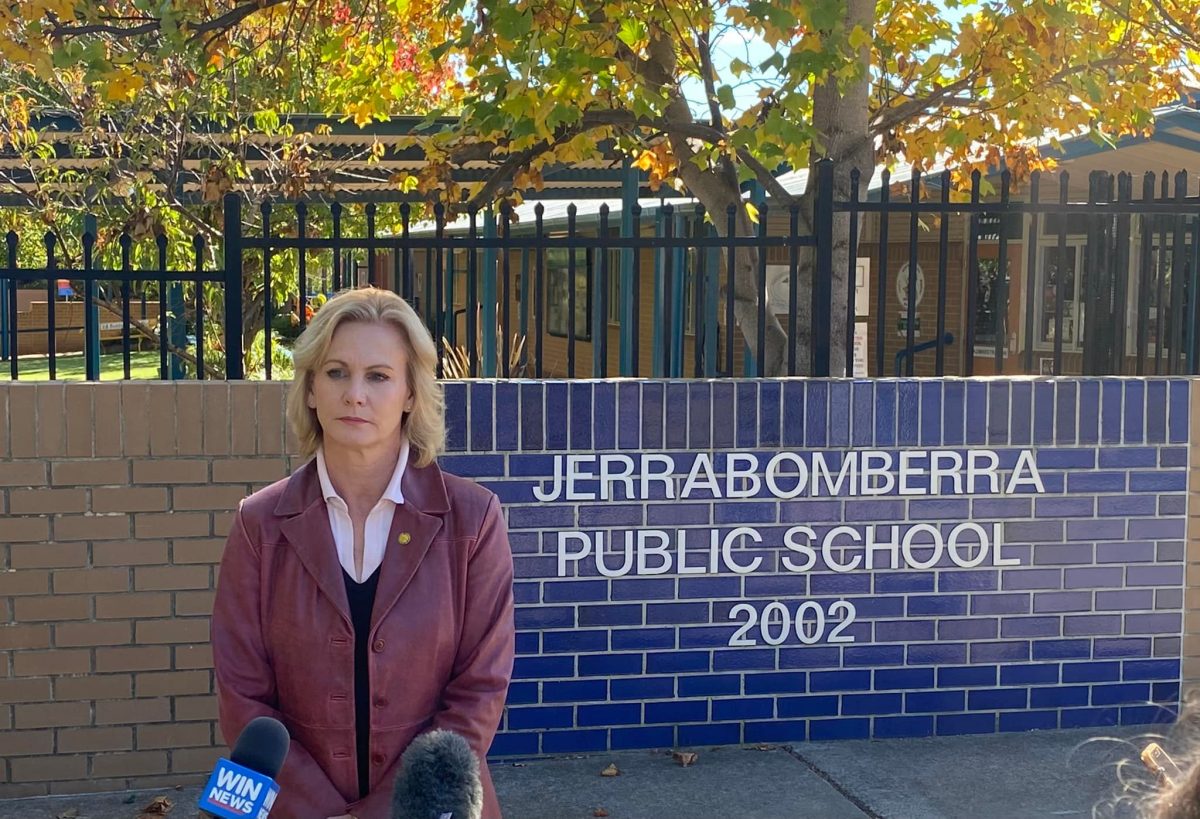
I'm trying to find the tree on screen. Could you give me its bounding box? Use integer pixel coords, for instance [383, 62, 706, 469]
[416, 0, 1196, 375]
[3, 1, 1196, 376]
[0, 0, 455, 375]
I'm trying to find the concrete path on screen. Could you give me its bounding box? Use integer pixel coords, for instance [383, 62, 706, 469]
[0, 725, 1171, 819]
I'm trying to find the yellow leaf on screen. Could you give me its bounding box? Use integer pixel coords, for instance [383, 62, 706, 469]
[21, 1, 48, 22]
[350, 100, 375, 127]
[30, 50, 54, 81]
[848, 25, 872, 50]
[104, 69, 144, 102]
[46, 0, 76, 19]
[744, 201, 759, 225]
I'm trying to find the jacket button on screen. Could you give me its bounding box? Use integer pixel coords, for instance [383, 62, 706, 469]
[374, 696, 388, 708]
[372, 639, 385, 652]
[372, 752, 385, 765]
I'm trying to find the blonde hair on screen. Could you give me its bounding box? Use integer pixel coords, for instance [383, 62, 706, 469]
[286, 287, 445, 468]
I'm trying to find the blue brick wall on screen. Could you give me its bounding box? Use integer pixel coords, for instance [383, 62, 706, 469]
[439, 378, 1188, 756]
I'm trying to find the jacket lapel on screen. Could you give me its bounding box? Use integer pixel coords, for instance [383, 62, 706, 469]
[369, 460, 450, 633]
[276, 461, 352, 627]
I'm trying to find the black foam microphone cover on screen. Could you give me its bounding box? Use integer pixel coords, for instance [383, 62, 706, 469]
[230, 716, 290, 779]
[392, 730, 483, 819]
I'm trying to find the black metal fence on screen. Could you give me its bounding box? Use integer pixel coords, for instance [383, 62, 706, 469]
[236, 182, 822, 381]
[3, 161, 1200, 381]
[846, 166, 1200, 378]
[0, 225, 237, 381]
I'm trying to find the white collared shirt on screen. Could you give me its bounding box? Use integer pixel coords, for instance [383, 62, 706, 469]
[315, 440, 410, 583]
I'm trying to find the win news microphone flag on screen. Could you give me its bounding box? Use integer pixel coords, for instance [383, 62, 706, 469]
[391, 730, 483, 819]
[200, 716, 290, 819]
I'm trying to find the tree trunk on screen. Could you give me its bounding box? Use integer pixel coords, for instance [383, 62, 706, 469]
[667, 155, 790, 377]
[643, 15, 873, 378]
[644, 33, 790, 377]
[800, 0, 876, 377]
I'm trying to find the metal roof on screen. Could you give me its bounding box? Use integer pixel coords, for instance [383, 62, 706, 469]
[0, 112, 674, 205]
[4, 99, 1198, 210]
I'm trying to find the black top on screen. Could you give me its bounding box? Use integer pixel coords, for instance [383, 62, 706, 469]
[343, 567, 381, 800]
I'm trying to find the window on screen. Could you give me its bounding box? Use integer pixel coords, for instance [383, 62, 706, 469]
[546, 248, 591, 340]
[1138, 233, 1193, 353]
[683, 248, 699, 336]
[1146, 243, 1170, 350]
[973, 258, 1011, 352]
[606, 248, 623, 324]
[1035, 243, 1084, 349]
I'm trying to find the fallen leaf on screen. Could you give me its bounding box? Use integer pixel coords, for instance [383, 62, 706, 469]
[672, 751, 698, 767]
[753, 744, 777, 751]
[55, 810, 78, 819]
[594, 810, 610, 817]
[511, 762, 527, 768]
[600, 763, 621, 777]
[138, 795, 173, 815]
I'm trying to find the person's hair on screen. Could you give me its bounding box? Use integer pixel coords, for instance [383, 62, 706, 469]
[1091, 696, 1200, 819]
[285, 287, 445, 468]
[1152, 765, 1200, 819]
[1144, 726, 1200, 819]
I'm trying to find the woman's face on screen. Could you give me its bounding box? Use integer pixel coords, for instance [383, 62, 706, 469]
[307, 320, 414, 457]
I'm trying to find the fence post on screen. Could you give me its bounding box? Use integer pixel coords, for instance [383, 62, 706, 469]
[84, 214, 100, 380]
[672, 209, 687, 377]
[0, 264, 8, 362]
[482, 208, 498, 377]
[619, 159, 638, 375]
[223, 193, 244, 379]
[1190, 214, 1200, 375]
[745, 181, 764, 376]
[1082, 172, 1101, 375]
[5, 233, 15, 378]
[652, 207, 665, 377]
[812, 159, 834, 377]
[169, 283, 186, 379]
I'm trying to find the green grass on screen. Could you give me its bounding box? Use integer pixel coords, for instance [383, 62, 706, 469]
[0, 351, 164, 381]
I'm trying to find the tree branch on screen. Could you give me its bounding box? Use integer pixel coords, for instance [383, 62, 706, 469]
[447, 108, 730, 170]
[1146, 0, 1200, 48]
[734, 147, 800, 205]
[1096, 0, 1200, 51]
[696, 27, 724, 129]
[464, 130, 579, 209]
[870, 75, 977, 133]
[872, 56, 1133, 136]
[51, 0, 292, 42]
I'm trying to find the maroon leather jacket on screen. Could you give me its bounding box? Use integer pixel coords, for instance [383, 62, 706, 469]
[211, 458, 515, 819]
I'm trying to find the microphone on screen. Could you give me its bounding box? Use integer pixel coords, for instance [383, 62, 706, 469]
[391, 730, 482, 819]
[199, 716, 290, 818]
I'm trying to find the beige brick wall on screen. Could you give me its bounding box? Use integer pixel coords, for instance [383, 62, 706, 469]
[0, 381, 296, 796]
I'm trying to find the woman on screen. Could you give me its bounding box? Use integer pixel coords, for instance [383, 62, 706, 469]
[212, 288, 515, 818]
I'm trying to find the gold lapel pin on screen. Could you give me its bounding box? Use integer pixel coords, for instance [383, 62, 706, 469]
[398, 532, 412, 545]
